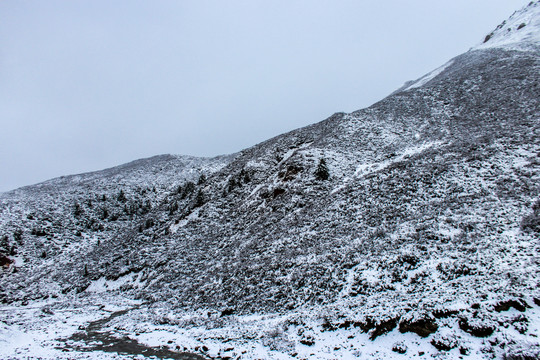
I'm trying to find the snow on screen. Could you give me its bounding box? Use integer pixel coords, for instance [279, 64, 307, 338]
[400, 1, 540, 93]
[403, 60, 454, 91]
[86, 273, 145, 293]
[0, 302, 115, 359]
[170, 208, 201, 233]
[474, 1, 540, 51]
[332, 141, 442, 194]
[355, 141, 441, 177]
[277, 142, 314, 167]
[1, 3, 539, 360]
[59, 301, 536, 360]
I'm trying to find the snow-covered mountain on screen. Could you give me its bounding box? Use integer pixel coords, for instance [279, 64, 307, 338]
[475, 1, 540, 51]
[1, 2, 539, 359]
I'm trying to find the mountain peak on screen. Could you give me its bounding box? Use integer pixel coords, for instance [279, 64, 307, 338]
[474, 0, 540, 50]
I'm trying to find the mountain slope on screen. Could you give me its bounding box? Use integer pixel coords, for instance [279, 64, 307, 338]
[0, 154, 233, 298]
[1, 2, 539, 359]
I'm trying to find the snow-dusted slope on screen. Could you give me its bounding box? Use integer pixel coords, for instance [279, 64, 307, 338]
[1, 2, 539, 360]
[395, 1, 540, 94]
[0, 153, 233, 302]
[474, 0, 540, 51]
[3, 154, 233, 196]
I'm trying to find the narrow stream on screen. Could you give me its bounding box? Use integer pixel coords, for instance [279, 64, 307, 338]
[58, 307, 207, 360]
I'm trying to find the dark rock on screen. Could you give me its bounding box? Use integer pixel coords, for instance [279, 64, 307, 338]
[299, 337, 315, 346]
[369, 317, 399, 340]
[0, 254, 13, 267]
[458, 318, 495, 337]
[220, 308, 235, 317]
[494, 299, 530, 312]
[392, 342, 407, 354]
[399, 316, 438, 337]
[433, 309, 459, 319]
[431, 336, 458, 351]
[272, 187, 286, 198]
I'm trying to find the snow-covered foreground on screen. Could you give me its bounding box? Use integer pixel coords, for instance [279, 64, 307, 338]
[1, 292, 539, 360]
[0, 295, 144, 359]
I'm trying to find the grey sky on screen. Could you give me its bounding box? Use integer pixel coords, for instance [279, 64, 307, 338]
[0, 0, 530, 192]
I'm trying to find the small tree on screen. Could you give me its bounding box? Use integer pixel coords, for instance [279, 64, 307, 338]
[73, 202, 82, 217]
[169, 200, 179, 215]
[194, 189, 205, 208]
[117, 190, 126, 202]
[13, 230, 22, 243]
[198, 174, 206, 185]
[182, 182, 195, 199]
[101, 208, 109, 220]
[0, 235, 9, 253]
[314, 158, 330, 181]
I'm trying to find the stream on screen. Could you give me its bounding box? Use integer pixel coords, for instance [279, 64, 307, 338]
[58, 306, 207, 359]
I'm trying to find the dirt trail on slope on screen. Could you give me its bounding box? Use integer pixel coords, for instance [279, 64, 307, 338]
[58, 306, 206, 360]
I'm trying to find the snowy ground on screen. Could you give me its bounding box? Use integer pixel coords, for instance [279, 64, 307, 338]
[0, 295, 144, 359]
[1, 292, 539, 360]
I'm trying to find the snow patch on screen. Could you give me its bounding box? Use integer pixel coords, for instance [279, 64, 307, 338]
[404, 60, 454, 91]
[355, 141, 441, 178]
[86, 273, 144, 293]
[474, 1, 540, 51]
[170, 208, 200, 233]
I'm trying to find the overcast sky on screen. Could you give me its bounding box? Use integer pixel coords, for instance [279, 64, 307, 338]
[0, 0, 530, 192]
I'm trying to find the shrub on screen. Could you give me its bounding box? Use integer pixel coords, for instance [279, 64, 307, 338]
[314, 158, 330, 181]
[198, 174, 206, 185]
[13, 230, 22, 243]
[431, 334, 458, 351]
[503, 341, 540, 360]
[392, 342, 407, 354]
[169, 201, 179, 215]
[73, 202, 82, 217]
[520, 198, 540, 233]
[117, 190, 127, 202]
[182, 182, 195, 199]
[194, 190, 205, 208]
[144, 218, 154, 229]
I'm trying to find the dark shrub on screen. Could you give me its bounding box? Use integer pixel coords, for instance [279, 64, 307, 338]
[520, 198, 540, 233]
[198, 174, 206, 185]
[314, 158, 330, 181]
